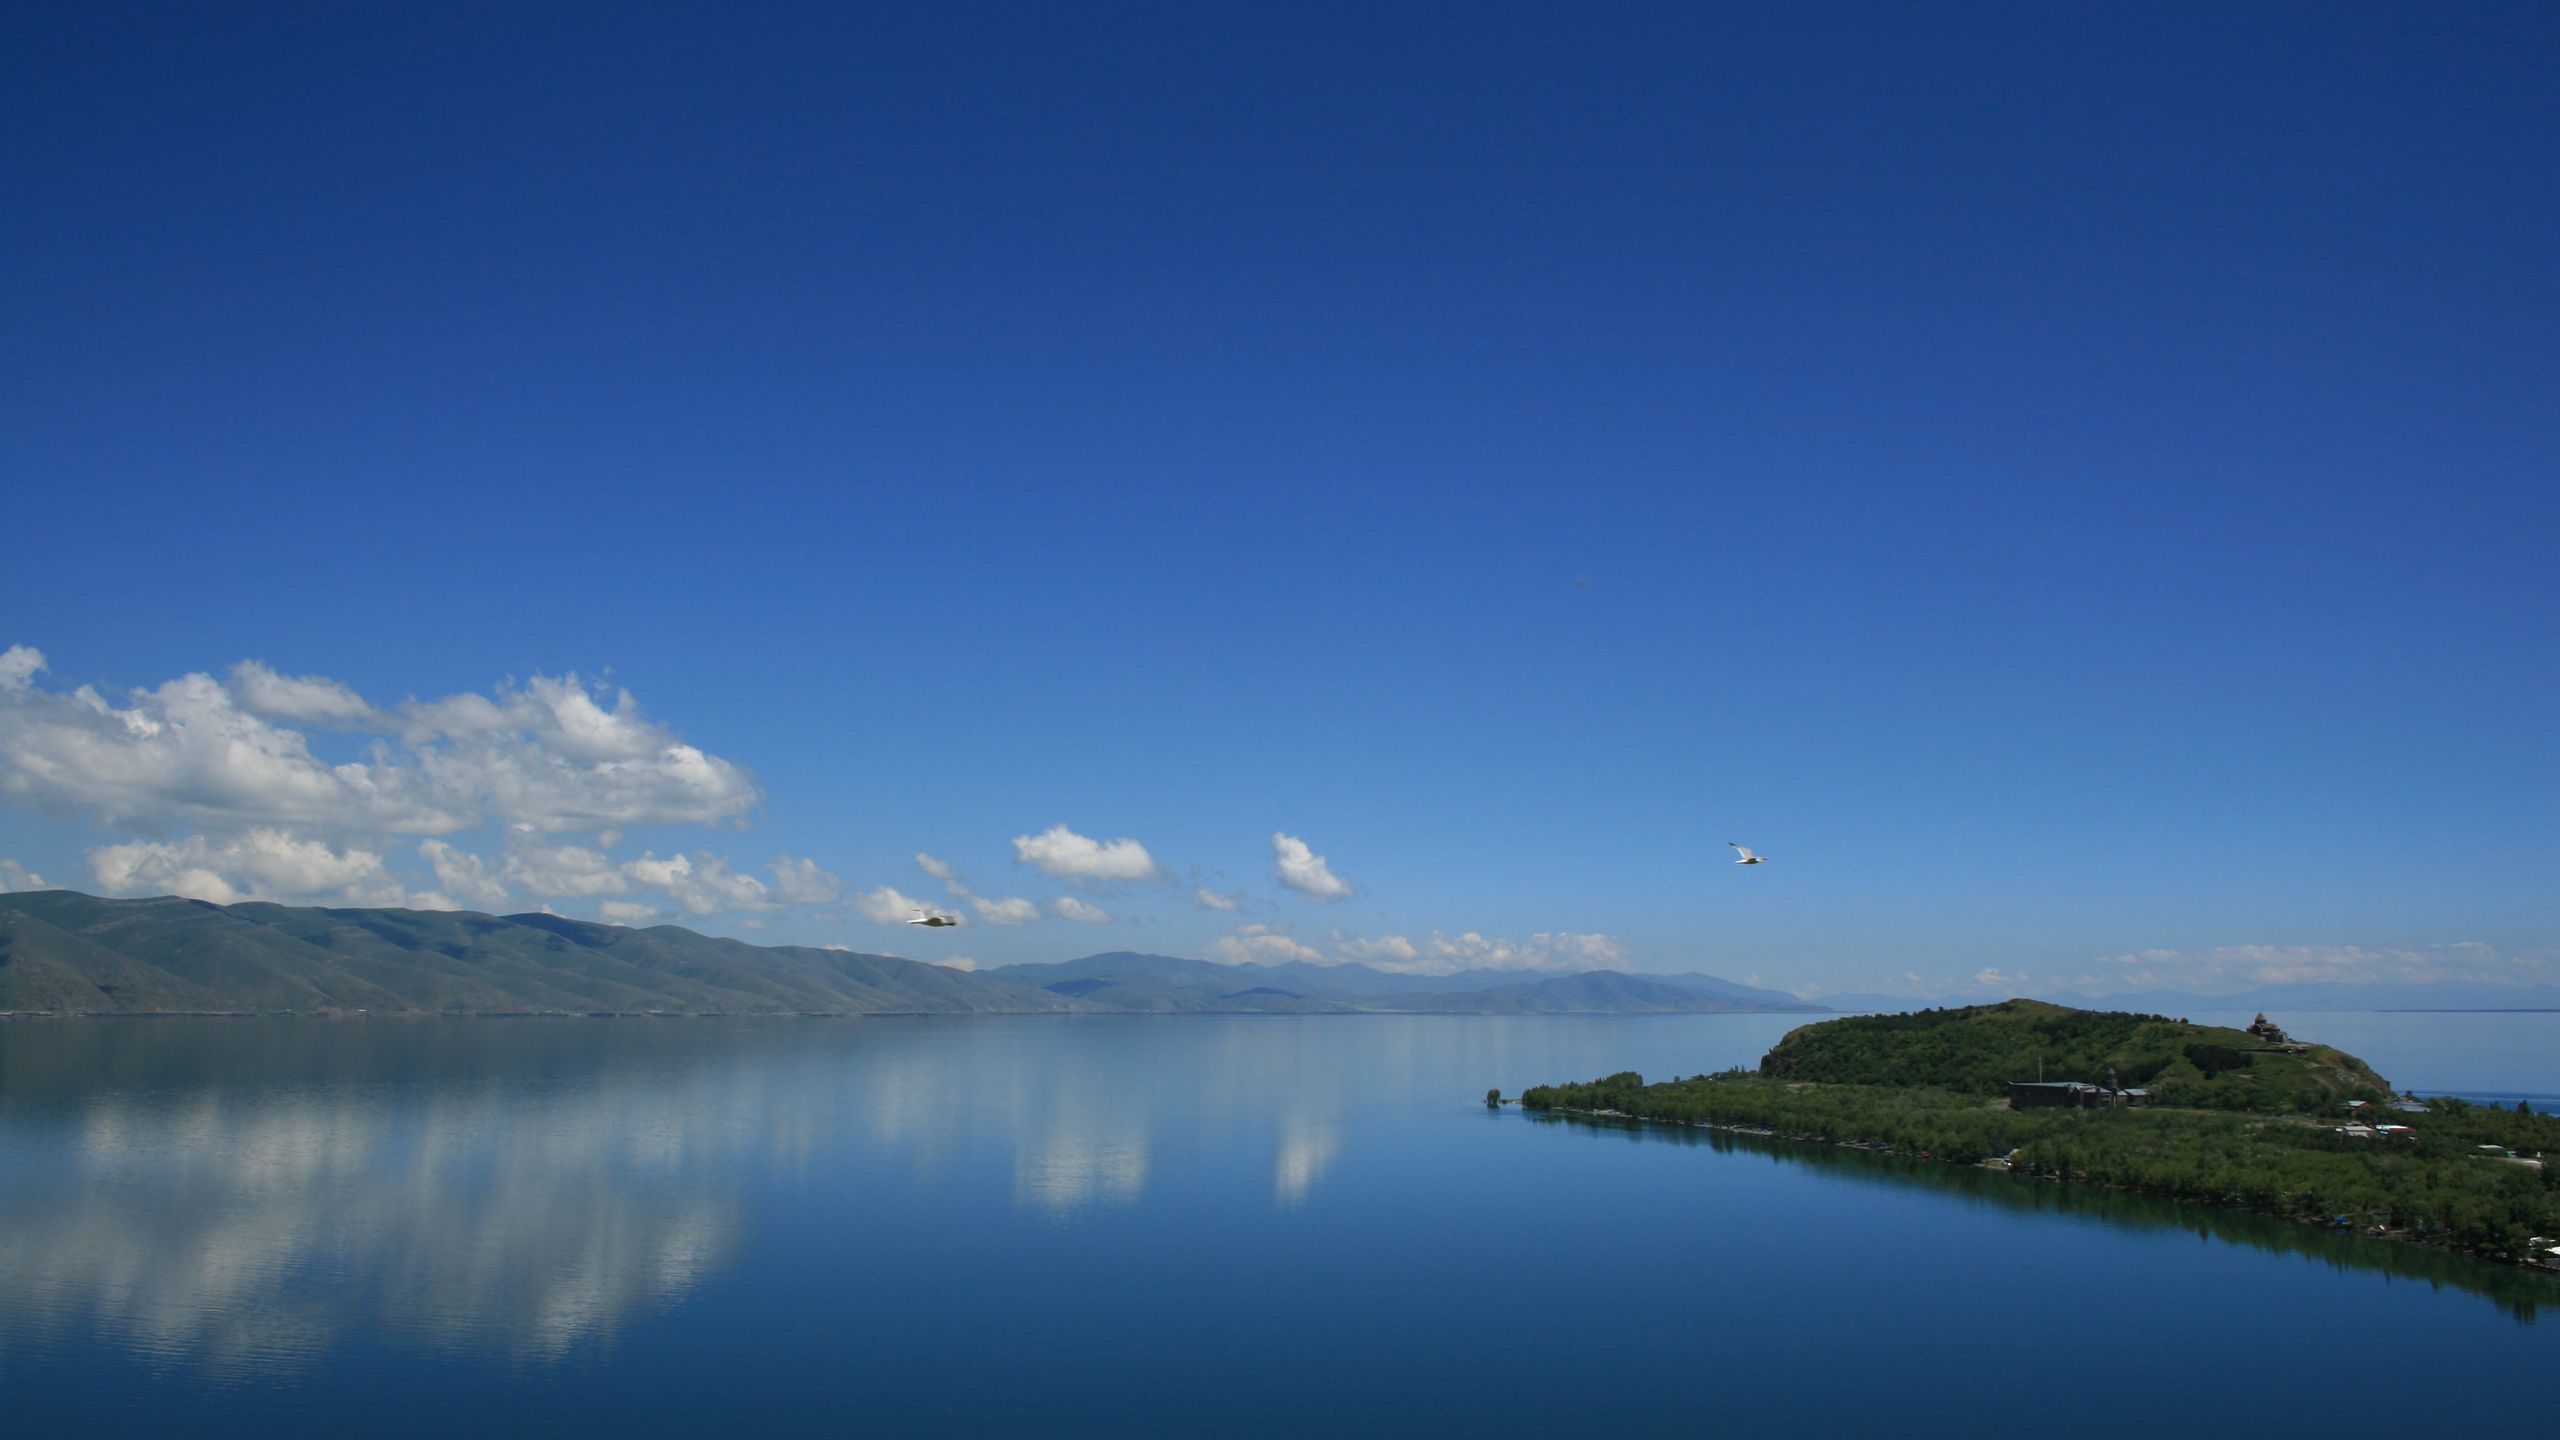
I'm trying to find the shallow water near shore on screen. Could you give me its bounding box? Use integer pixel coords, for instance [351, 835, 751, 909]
[3, 1012, 2553, 1437]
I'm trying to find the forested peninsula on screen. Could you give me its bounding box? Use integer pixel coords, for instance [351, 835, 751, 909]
[1519, 1000, 2560, 1269]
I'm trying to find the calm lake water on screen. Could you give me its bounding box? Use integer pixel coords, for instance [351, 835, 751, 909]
[3, 1011, 2553, 1437]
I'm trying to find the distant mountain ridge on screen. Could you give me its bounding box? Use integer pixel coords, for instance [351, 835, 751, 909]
[0, 891, 1079, 1016]
[984, 952, 1827, 1014]
[0, 893, 1828, 1017]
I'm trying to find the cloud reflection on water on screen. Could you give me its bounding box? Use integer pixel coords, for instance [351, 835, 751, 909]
[0, 1015, 1439, 1372]
[2, 1075, 747, 1374]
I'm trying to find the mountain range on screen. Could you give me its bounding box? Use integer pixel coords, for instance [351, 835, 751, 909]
[0, 892, 1828, 1017]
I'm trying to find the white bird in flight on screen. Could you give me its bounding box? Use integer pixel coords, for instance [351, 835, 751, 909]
[1729, 843, 1766, 865]
[907, 909, 960, 927]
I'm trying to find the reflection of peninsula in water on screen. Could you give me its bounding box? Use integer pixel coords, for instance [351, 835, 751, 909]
[1533, 1113, 2558, 1320]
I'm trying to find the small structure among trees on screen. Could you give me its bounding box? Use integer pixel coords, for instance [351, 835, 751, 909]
[2008, 1061, 2153, 1111]
[2008, 1079, 2154, 1111]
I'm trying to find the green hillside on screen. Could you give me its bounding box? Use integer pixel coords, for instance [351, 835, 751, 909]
[0, 891, 1083, 1016]
[1757, 998, 2393, 1112]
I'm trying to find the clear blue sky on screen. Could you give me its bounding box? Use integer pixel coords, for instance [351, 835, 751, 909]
[4, 3, 2553, 996]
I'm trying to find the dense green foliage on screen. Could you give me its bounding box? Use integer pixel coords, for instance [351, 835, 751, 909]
[1520, 1071, 2560, 1264]
[1756, 998, 2392, 1113]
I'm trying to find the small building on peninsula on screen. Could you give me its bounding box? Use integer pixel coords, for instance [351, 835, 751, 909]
[2008, 1080, 2153, 1111]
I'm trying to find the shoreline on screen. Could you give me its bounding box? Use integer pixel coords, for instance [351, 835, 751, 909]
[1524, 1100, 2560, 1278]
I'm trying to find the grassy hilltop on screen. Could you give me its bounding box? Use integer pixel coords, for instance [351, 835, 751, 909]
[1758, 998, 2393, 1112]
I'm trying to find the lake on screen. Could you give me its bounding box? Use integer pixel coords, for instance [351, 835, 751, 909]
[3, 1011, 2553, 1437]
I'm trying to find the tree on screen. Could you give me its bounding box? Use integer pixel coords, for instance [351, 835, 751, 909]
[1486, 1087, 1503, 1108]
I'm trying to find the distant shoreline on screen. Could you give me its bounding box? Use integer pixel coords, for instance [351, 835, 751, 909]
[0, 1007, 1826, 1020]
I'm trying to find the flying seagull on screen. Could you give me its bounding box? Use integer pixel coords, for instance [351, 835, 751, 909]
[908, 909, 960, 927]
[1729, 843, 1766, 865]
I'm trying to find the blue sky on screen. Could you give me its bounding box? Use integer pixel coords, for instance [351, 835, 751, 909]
[4, 3, 2553, 996]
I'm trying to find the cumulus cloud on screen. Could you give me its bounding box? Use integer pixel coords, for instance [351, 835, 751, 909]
[1205, 923, 1325, 965]
[767, 855, 842, 905]
[916, 853, 963, 887]
[1208, 921, 1622, 975]
[0, 646, 45, 690]
[850, 885, 946, 926]
[418, 839, 511, 909]
[1331, 933, 1418, 964]
[501, 839, 632, 898]
[1192, 885, 1241, 912]
[0, 646, 834, 917]
[1051, 896, 1111, 923]
[88, 830, 408, 907]
[597, 900, 662, 926]
[1271, 832, 1351, 901]
[1329, 928, 1622, 976]
[1, 857, 46, 891]
[933, 956, 979, 972]
[227, 660, 379, 728]
[0, 648, 760, 837]
[1012, 824, 1161, 883]
[621, 852, 773, 917]
[398, 836, 853, 921]
[970, 896, 1041, 926]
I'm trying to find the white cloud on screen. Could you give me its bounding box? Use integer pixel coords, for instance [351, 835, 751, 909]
[969, 895, 1041, 926]
[501, 839, 632, 898]
[916, 852, 964, 888]
[227, 660, 379, 728]
[767, 854, 841, 904]
[1211, 922, 1623, 976]
[1329, 928, 1622, 976]
[850, 885, 945, 926]
[597, 900, 662, 926]
[0, 645, 44, 690]
[419, 839, 510, 909]
[1271, 832, 1351, 901]
[1331, 933, 1419, 963]
[933, 956, 979, 972]
[403, 836, 861, 921]
[1205, 923, 1324, 965]
[0, 651, 760, 837]
[1, 857, 46, 891]
[88, 830, 408, 907]
[1973, 966, 2028, 992]
[1012, 824, 1161, 882]
[1192, 885, 1241, 912]
[1051, 896, 1111, 923]
[621, 852, 773, 917]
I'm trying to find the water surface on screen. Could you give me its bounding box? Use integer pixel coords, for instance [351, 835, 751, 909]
[2, 1013, 2552, 1437]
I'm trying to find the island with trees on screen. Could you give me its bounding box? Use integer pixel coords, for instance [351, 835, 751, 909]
[1518, 999, 2560, 1270]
